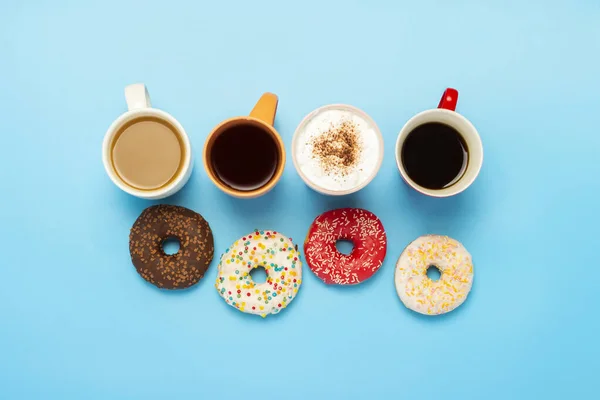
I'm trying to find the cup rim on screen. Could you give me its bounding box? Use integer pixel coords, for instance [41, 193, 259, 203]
[291, 103, 384, 196]
[102, 108, 193, 199]
[202, 116, 286, 199]
[394, 108, 483, 198]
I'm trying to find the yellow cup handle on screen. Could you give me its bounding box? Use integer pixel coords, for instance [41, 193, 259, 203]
[249, 92, 278, 126]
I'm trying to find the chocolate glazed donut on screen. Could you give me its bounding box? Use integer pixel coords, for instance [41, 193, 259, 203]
[129, 205, 214, 289]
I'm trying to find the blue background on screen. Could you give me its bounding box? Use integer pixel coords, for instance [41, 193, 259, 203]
[1, 0, 599, 398]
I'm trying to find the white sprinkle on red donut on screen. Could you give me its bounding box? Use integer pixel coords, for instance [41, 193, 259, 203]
[304, 208, 387, 285]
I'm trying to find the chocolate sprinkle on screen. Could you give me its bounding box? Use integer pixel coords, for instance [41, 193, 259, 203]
[310, 120, 362, 176]
[129, 205, 214, 290]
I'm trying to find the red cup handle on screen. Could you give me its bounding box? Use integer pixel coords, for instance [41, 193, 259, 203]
[438, 88, 458, 111]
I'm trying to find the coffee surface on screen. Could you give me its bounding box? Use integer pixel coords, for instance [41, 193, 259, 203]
[210, 124, 278, 191]
[112, 117, 183, 190]
[401, 122, 468, 190]
[294, 108, 381, 192]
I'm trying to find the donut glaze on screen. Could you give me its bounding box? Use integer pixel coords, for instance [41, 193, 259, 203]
[304, 208, 387, 285]
[129, 205, 214, 289]
[395, 235, 474, 315]
[215, 230, 302, 317]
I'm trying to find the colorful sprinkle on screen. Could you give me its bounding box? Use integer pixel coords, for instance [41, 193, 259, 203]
[216, 231, 303, 317]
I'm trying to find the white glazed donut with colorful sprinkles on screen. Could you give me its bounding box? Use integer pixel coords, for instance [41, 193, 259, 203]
[215, 230, 302, 317]
[395, 235, 474, 315]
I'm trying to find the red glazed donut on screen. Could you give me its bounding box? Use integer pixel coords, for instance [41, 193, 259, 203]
[304, 208, 387, 285]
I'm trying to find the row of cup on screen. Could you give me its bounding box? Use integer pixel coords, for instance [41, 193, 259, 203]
[102, 84, 483, 199]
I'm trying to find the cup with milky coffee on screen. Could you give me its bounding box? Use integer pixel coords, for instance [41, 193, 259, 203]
[292, 104, 384, 195]
[102, 84, 193, 199]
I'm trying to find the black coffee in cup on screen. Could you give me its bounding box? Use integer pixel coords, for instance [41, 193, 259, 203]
[210, 124, 279, 191]
[401, 122, 468, 190]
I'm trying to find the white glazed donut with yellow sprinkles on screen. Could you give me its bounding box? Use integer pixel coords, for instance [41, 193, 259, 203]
[215, 230, 302, 317]
[395, 235, 474, 315]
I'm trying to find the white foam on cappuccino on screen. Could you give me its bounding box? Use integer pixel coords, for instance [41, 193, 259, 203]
[293, 106, 382, 193]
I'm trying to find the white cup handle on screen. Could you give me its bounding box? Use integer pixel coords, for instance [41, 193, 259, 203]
[125, 83, 151, 110]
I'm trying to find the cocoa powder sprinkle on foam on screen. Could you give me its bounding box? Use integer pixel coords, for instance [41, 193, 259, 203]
[309, 120, 362, 177]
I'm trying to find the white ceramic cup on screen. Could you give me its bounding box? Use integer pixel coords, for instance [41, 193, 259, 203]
[395, 88, 483, 197]
[102, 83, 193, 199]
[292, 104, 384, 196]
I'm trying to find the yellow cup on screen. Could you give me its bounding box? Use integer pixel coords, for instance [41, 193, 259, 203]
[203, 93, 285, 198]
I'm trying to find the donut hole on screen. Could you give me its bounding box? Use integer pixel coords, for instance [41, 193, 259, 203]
[161, 237, 181, 255]
[335, 239, 354, 255]
[250, 266, 268, 283]
[426, 265, 442, 281]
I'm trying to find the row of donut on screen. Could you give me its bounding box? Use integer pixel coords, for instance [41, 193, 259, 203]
[129, 205, 474, 317]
